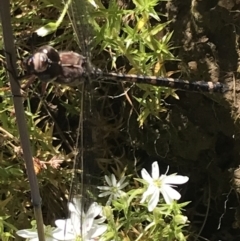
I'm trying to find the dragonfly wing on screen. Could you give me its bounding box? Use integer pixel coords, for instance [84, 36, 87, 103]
[64, 0, 100, 238]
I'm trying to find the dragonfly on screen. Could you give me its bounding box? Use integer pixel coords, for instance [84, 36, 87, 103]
[22, 45, 228, 93]
[21, 1, 229, 240]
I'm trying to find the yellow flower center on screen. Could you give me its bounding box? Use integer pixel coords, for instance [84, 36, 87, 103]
[154, 179, 162, 188]
[111, 186, 118, 194]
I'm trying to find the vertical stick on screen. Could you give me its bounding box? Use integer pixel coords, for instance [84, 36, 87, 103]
[0, 1, 45, 240]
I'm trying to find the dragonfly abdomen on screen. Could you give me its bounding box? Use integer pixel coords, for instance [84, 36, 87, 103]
[100, 72, 228, 93]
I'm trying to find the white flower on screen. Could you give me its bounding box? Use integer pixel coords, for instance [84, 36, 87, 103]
[16, 225, 62, 241]
[53, 198, 107, 241]
[97, 174, 129, 205]
[140, 161, 189, 211]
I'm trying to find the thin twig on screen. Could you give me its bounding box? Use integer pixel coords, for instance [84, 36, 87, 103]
[0, 0, 45, 240]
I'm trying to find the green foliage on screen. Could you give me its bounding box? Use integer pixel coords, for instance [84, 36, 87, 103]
[93, 0, 176, 72]
[35, 0, 72, 37]
[90, 0, 178, 126]
[0, 202, 17, 241]
[0, 0, 183, 239]
[101, 185, 189, 241]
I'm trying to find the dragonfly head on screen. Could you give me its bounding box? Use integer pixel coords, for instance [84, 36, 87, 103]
[22, 52, 50, 74]
[29, 52, 51, 73]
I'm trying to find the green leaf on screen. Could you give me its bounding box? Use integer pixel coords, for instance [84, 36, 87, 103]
[35, 23, 58, 37]
[150, 21, 171, 36]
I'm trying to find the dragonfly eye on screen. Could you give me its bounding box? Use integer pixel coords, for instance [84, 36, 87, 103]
[31, 52, 50, 73]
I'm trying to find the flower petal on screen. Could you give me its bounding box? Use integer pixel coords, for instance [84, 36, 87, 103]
[94, 216, 106, 225]
[55, 219, 72, 230]
[111, 174, 117, 186]
[145, 184, 157, 196]
[70, 212, 82, 235]
[68, 202, 77, 214]
[141, 168, 153, 183]
[106, 196, 113, 205]
[151, 161, 160, 179]
[84, 203, 101, 233]
[148, 189, 160, 211]
[161, 185, 181, 204]
[28, 238, 39, 241]
[97, 186, 111, 191]
[93, 204, 102, 217]
[98, 191, 112, 197]
[71, 198, 82, 214]
[89, 224, 108, 238]
[87, 202, 102, 218]
[16, 229, 37, 238]
[163, 175, 189, 185]
[105, 175, 112, 186]
[51, 227, 75, 241]
[140, 185, 156, 204]
[116, 190, 126, 199]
